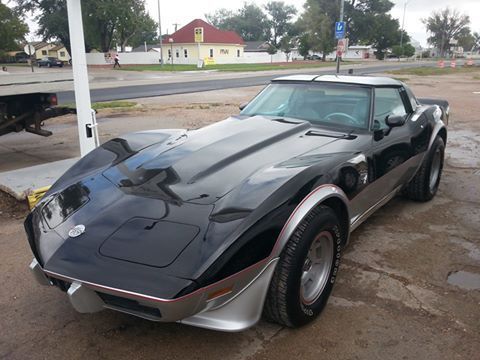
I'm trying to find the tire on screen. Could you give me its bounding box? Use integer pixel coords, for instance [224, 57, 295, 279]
[47, 63, 51, 68]
[263, 205, 342, 327]
[405, 136, 445, 202]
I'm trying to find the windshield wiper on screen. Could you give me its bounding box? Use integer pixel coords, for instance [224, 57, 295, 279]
[305, 130, 357, 140]
[271, 117, 304, 124]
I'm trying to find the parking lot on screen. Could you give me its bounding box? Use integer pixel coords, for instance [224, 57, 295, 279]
[0, 71, 479, 359]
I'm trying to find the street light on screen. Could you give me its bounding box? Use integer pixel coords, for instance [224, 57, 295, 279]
[399, 0, 409, 56]
[169, 38, 174, 70]
[157, 0, 163, 66]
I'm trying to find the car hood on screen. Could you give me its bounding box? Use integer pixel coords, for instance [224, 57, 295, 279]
[98, 115, 347, 205]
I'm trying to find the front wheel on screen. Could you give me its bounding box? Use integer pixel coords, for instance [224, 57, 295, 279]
[405, 136, 445, 202]
[263, 205, 342, 327]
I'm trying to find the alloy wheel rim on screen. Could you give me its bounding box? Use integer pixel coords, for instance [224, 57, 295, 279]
[429, 149, 442, 191]
[300, 231, 334, 305]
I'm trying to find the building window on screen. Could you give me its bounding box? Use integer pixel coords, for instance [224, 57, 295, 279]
[175, 49, 179, 58]
[209, 49, 214, 58]
[168, 49, 172, 59]
[42, 50, 47, 55]
[184, 49, 188, 58]
[237, 49, 240, 57]
[60, 51, 65, 57]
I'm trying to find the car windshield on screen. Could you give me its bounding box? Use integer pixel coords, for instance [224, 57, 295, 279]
[241, 83, 372, 130]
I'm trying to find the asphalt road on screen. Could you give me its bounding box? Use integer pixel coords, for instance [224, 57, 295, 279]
[57, 61, 436, 104]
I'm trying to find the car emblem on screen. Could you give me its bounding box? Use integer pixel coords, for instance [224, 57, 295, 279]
[68, 225, 85, 238]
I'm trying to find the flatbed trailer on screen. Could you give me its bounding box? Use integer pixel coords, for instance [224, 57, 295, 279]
[0, 93, 75, 137]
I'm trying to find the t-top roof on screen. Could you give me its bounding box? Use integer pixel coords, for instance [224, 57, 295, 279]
[165, 19, 244, 45]
[272, 74, 403, 86]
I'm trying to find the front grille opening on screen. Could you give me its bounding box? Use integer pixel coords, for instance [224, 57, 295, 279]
[49, 277, 71, 292]
[97, 292, 162, 319]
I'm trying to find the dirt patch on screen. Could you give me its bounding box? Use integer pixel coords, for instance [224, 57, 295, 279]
[0, 191, 28, 220]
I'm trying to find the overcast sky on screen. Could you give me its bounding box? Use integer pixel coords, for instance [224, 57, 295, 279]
[18, 0, 480, 47]
[143, 0, 480, 47]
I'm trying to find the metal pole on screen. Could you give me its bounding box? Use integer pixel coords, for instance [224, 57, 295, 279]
[336, 0, 345, 74]
[157, 0, 163, 66]
[66, 0, 96, 157]
[399, 0, 408, 55]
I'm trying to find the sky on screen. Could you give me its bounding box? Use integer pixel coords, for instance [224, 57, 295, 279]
[16, 0, 480, 48]
[144, 0, 480, 47]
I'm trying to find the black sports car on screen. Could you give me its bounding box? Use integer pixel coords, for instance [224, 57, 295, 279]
[26, 75, 448, 332]
[37, 57, 64, 68]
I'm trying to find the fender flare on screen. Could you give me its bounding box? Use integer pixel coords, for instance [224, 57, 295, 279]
[270, 184, 350, 259]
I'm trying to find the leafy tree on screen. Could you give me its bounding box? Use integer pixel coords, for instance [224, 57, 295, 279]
[298, 33, 311, 59]
[14, 0, 157, 53]
[264, 1, 297, 47]
[391, 43, 415, 58]
[0, 2, 29, 52]
[299, 0, 337, 61]
[457, 31, 475, 52]
[279, 35, 294, 61]
[266, 43, 277, 62]
[423, 8, 470, 57]
[345, 0, 407, 59]
[205, 4, 269, 42]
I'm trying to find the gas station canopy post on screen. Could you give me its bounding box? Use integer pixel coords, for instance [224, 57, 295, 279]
[66, 0, 97, 157]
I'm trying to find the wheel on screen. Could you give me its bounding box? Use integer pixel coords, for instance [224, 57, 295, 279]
[37, 63, 41, 68]
[47, 63, 51, 68]
[405, 136, 445, 202]
[264, 205, 342, 327]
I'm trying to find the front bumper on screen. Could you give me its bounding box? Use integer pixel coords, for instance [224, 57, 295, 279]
[29, 257, 278, 332]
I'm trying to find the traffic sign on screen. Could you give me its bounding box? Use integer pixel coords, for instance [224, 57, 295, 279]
[24, 44, 35, 56]
[337, 38, 347, 56]
[335, 21, 346, 39]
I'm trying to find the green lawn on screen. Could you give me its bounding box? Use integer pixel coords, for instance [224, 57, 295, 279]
[389, 66, 479, 76]
[61, 101, 137, 110]
[120, 61, 355, 72]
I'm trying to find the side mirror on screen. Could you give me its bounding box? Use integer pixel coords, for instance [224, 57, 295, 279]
[386, 115, 406, 128]
[239, 102, 248, 111]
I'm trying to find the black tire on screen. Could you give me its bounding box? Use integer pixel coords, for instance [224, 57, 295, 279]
[263, 205, 342, 327]
[405, 136, 445, 202]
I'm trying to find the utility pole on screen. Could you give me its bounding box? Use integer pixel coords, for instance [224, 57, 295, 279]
[399, 0, 408, 55]
[66, 0, 97, 157]
[157, 0, 163, 66]
[173, 23, 180, 32]
[336, 0, 345, 74]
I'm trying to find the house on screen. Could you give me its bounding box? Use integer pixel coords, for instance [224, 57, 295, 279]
[244, 41, 271, 53]
[48, 44, 71, 62]
[160, 19, 245, 65]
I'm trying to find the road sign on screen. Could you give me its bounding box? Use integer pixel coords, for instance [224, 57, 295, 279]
[24, 44, 35, 56]
[335, 21, 346, 39]
[337, 38, 347, 56]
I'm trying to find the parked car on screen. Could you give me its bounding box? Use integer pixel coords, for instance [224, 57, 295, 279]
[307, 54, 321, 60]
[37, 57, 64, 68]
[26, 75, 448, 332]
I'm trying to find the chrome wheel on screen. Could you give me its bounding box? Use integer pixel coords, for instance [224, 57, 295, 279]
[300, 231, 334, 304]
[429, 148, 442, 191]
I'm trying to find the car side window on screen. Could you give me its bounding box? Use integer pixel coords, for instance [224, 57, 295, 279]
[374, 88, 407, 129]
[404, 86, 418, 112]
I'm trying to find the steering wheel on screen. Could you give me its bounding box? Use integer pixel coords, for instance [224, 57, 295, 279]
[324, 112, 358, 125]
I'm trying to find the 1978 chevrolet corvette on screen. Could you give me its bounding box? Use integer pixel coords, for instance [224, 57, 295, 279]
[26, 75, 448, 332]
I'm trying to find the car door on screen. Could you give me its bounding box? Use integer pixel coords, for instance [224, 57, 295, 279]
[369, 86, 430, 201]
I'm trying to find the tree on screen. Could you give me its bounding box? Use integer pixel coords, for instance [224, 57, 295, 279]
[391, 43, 415, 58]
[14, 0, 157, 53]
[264, 1, 297, 47]
[423, 8, 470, 57]
[279, 36, 294, 61]
[114, 0, 157, 51]
[267, 43, 277, 63]
[298, 33, 311, 59]
[0, 3, 29, 52]
[473, 32, 480, 52]
[345, 0, 407, 59]
[205, 4, 269, 42]
[299, 0, 337, 61]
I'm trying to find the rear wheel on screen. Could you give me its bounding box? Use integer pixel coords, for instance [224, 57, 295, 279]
[405, 136, 445, 202]
[264, 205, 342, 327]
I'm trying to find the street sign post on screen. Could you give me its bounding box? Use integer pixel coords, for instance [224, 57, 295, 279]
[24, 44, 35, 73]
[335, 21, 345, 39]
